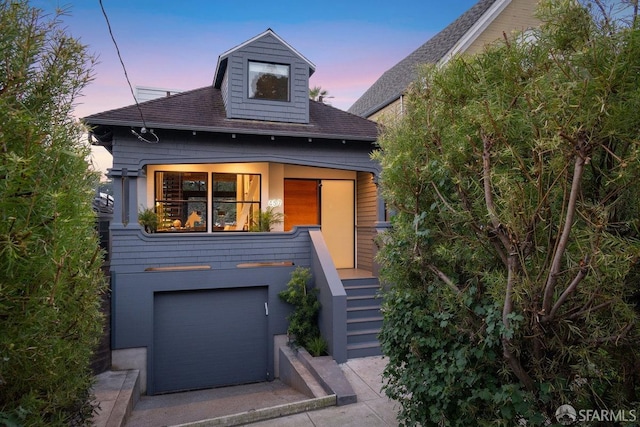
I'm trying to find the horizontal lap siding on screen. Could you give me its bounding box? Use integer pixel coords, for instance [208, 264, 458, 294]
[225, 35, 309, 123]
[109, 226, 312, 273]
[357, 171, 378, 271]
[465, 0, 541, 56]
[112, 130, 379, 174]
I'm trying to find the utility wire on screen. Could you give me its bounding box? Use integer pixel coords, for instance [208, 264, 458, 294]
[98, 0, 158, 143]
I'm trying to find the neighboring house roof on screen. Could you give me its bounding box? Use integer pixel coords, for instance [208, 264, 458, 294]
[213, 28, 316, 89]
[83, 86, 378, 146]
[348, 0, 502, 118]
[135, 86, 184, 103]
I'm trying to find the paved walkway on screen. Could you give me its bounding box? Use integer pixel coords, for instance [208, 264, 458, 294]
[123, 356, 399, 427]
[250, 356, 400, 426]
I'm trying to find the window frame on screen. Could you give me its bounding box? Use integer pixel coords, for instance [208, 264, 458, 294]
[154, 171, 208, 233]
[212, 172, 262, 232]
[247, 60, 290, 102]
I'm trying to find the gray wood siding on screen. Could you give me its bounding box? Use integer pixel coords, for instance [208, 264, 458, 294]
[356, 171, 378, 272]
[109, 225, 313, 273]
[110, 130, 379, 175]
[224, 34, 309, 123]
[221, 70, 229, 107]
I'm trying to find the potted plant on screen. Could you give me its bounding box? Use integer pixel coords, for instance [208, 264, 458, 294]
[138, 206, 158, 233]
[249, 206, 284, 232]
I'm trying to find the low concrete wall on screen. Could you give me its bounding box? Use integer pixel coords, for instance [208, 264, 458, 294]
[278, 346, 327, 399]
[112, 348, 147, 394]
[296, 348, 356, 406]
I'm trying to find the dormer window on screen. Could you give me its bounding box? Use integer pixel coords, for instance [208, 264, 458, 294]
[248, 61, 289, 101]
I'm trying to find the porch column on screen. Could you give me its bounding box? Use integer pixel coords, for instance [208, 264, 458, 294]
[108, 167, 143, 229]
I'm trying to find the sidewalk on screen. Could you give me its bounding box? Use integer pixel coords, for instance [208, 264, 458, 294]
[118, 356, 399, 427]
[249, 356, 400, 426]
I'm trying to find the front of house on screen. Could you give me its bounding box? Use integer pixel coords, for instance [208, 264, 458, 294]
[85, 29, 384, 395]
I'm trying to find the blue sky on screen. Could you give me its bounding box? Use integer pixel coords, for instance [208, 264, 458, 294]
[32, 0, 479, 173]
[34, 0, 479, 114]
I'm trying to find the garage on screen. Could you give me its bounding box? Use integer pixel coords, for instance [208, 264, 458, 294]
[153, 286, 268, 394]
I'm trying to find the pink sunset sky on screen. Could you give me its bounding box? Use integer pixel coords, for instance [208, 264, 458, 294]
[33, 0, 479, 176]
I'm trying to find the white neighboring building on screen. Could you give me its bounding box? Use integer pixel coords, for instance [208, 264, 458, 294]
[135, 86, 183, 103]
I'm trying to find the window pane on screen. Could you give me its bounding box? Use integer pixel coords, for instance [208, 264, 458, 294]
[155, 171, 207, 232]
[248, 61, 289, 101]
[213, 173, 260, 231]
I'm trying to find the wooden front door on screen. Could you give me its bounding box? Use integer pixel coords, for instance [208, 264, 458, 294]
[284, 179, 319, 231]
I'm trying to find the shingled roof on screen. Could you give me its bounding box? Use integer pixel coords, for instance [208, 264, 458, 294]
[348, 0, 499, 118]
[83, 86, 378, 144]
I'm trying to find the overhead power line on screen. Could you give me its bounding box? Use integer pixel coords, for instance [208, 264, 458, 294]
[98, 0, 159, 143]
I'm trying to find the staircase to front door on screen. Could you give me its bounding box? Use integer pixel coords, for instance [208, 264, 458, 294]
[342, 276, 383, 359]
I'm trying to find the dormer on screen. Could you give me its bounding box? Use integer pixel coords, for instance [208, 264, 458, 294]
[213, 29, 315, 124]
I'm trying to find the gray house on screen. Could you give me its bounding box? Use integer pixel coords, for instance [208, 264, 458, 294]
[85, 29, 385, 395]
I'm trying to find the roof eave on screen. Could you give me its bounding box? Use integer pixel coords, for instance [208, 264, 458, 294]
[358, 90, 405, 118]
[84, 118, 377, 144]
[438, 0, 512, 66]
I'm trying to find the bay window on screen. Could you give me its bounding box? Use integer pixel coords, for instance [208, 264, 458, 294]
[152, 170, 261, 233]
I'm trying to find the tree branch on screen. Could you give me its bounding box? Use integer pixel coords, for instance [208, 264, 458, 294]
[567, 300, 612, 321]
[544, 257, 589, 321]
[542, 134, 588, 314]
[430, 181, 456, 213]
[428, 264, 461, 295]
[503, 255, 517, 328]
[501, 254, 535, 391]
[593, 0, 612, 30]
[482, 133, 511, 250]
[502, 337, 535, 391]
[588, 322, 634, 345]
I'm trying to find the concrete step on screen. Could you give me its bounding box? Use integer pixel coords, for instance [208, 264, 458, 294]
[347, 342, 382, 359]
[347, 328, 381, 345]
[341, 277, 380, 288]
[92, 369, 140, 427]
[279, 346, 333, 400]
[347, 316, 383, 332]
[347, 305, 382, 319]
[343, 284, 380, 297]
[346, 294, 382, 308]
[295, 347, 357, 406]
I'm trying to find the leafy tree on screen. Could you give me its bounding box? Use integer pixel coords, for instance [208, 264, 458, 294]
[375, 0, 640, 425]
[0, 2, 106, 425]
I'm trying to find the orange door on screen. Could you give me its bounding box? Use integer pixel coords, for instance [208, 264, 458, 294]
[284, 179, 319, 231]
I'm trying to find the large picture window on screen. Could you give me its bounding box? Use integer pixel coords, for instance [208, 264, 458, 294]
[155, 171, 207, 232]
[213, 173, 261, 231]
[248, 61, 289, 101]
